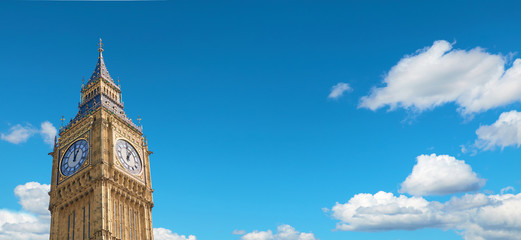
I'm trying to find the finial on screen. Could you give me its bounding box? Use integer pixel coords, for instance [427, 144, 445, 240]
[137, 116, 142, 125]
[117, 77, 120, 87]
[98, 38, 104, 53]
[60, 115, 65, 129]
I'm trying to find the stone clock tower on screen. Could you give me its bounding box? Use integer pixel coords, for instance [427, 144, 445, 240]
[48, 40, 154, 240]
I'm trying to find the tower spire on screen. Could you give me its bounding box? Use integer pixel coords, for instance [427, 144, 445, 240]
[86, 38, 115, 86]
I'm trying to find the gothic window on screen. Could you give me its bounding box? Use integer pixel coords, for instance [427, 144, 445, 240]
[67, 214, 70, 240]
[89, 203, 91, 239]
[114, 200, 118, 237]
[72, 211, 76, 240]
[134, 211, 137, 240]
[120, 203, 123, 238]
[83, 207, 86, 240]
[129, 207, 132, 240]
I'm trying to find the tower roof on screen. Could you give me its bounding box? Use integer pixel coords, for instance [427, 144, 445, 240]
[86, 39, 116, 86]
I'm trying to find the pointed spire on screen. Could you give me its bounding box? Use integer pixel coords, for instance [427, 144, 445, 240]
[87, 38, 115, 85]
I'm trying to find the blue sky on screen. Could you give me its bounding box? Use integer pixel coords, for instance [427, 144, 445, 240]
[1, 0, 521, 239]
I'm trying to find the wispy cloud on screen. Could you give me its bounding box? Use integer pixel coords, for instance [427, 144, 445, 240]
[475, 110, 521, 150]
[1, 121, 57, 146]
[1, 124, 36, 144]
[232, 230, 246, 235]
[328, 82, 352, 99]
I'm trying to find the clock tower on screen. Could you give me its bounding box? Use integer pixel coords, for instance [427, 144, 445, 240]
[48, 40, 154, 240]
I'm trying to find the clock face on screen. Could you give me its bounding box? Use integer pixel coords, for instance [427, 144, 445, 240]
[60, 139, 89, 176]
[115, 139, 142, 175]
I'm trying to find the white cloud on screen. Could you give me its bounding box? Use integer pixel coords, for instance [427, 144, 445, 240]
[0, 182, 50, 240]
[153, 228, 197, 240]
[330, 191, 435, 231]
[329, 191, 521, 239]
[240, 225, 317, 240]
[500, 186, 515, 194]
[39, 122, 57, 146]
[14, 182, 50, 216]
[1, 182, 195, 240]
[0, 124, 36, 144]
[359, 40, 521, 115]
[475, 110, 521, 150]
[400, 154, 486, 196]
[328, 82, 352, 99]
[0, 122, 57, 146]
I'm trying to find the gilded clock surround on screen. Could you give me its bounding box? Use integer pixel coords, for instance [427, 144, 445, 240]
[48, 40, 154, 240]
[58, 132, 91, 182]
[115, 138, 144, 177]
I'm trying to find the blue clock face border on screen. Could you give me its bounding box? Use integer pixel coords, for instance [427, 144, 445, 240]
[60, 139, 89, 176]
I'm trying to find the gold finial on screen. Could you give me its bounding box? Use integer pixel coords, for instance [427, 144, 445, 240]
[137, 116, 142, 125]
[98, 38, 104, 53]
[60, 115, 65, 129]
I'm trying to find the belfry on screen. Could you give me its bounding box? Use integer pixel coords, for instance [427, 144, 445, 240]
[48, 39, 154, 240]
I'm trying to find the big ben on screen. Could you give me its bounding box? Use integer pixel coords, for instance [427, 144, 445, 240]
[48, 39, 154, 240]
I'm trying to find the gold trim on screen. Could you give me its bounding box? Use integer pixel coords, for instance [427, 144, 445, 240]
[57, 131, 91, 184]
[114, 138, 144, 177]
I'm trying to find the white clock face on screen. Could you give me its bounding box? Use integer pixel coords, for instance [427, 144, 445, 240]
[115, 139, 142, 175]
[61, 139, 89, 176]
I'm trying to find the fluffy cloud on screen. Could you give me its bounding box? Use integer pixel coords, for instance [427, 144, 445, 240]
[475, 110, 521, 150]
[14, 182, 50, 216]
[0, 182, 50, 240]
[329, 191, 521, 239]
[399, 154, 485, 196]
[328, 82, 352, 99]
[0, 122, 57, 146]
[1, 182, 194, 240]
[153, 228, 197, 240]
[39, 122, 57, 146]
[359, 40, 521, 115]
[330, 191, 435, 231]
[239, 225, 317, 240]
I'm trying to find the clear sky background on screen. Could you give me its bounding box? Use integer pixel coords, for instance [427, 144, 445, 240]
[1, 1, 521, 240]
